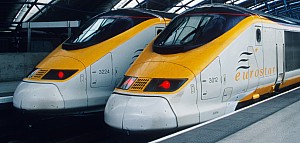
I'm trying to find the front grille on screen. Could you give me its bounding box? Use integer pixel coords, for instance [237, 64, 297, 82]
[129, 78, 150, 91]
[30, 69, 49, 80]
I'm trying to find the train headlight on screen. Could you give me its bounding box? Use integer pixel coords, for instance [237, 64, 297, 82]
[42, 70, 78, 80]
[27, 68, 39, 78]
[117, 76, 137, 90]
[144, 78, 187, 92]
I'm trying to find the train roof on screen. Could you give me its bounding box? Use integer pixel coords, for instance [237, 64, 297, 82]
[131, 9, 177, 19]
[191, 4, 300, 26]
[95, 8, 176, 20]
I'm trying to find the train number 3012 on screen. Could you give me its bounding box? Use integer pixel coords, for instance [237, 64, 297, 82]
[209, 77, 218, 83]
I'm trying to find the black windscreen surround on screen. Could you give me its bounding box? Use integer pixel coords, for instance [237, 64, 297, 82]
[153, 6, 249, 54]
[63, 9, 156, 50]
[285, 31, 300, 71]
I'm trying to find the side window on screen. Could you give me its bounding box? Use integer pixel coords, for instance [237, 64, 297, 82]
[285, 31, 300, 71]
[255, 26, 262, 45]
[155, 27, 164, 36]
[256, 29, 261, 42]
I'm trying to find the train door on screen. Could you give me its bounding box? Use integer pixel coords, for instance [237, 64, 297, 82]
[198, 57, 226, 122]
[275, 30, 285, 91]
[88, 53, 113, 107]
[201, 57, 222, 100]
[247, 25, 263, 92]
[262, 27, 277, 87]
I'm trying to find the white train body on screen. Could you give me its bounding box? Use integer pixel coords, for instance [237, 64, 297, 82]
[13, 9, 174, 115]
[105, 4, 300, 131]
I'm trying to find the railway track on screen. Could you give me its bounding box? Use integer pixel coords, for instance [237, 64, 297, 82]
[1, 85, 298, 143]
[0, 107, 171, 143]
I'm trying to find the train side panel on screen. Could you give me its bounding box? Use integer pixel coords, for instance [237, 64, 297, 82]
[197, 21, 286, 122]
[218, 21, 300, 106]
[196, 23, 256, 122]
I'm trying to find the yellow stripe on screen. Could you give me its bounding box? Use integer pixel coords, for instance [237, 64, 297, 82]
[239, 84, 273, 102]
[240, 76, 300, 102]
[29, 18, 167, 82]
[280, 76, 300, 88]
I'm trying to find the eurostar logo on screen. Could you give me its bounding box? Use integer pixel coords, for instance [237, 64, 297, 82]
[235, 51, 276, 81]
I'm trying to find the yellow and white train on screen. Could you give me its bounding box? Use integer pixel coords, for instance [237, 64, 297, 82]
[105, 4, 300, 131]
[13, 9, 174, 116]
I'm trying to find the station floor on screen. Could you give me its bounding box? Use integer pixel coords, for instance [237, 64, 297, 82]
[0, 81, 20, 104]
[153, 87, 300, 143]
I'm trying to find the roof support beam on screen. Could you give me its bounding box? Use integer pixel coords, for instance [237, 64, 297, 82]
[22, 21, 80, 51]
[22, 21, 80, 29]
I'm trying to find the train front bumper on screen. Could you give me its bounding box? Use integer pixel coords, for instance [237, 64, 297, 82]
[13, 81, 64, 110]
[104, 93, 177, 131]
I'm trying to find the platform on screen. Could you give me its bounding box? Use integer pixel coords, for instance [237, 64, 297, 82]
[152, 87, 300, 143]
[0, 81, 20, 104]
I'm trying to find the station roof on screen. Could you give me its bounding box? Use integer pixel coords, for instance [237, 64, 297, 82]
[1, 0, 300, 33]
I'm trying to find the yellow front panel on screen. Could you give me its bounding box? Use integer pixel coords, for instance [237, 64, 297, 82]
[38, 18, 164, 69]
[127, 61, 194, 79]
[31, 18, 166, 82]
[123, 61, 194, 94]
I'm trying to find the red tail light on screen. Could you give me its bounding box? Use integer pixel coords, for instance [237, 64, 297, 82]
[144, 78, 187, 92]
[58, 71, 65, 79]
[159, 80, 171, 89]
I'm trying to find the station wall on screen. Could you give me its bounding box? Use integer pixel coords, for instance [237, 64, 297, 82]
[0, 53, 49, 82]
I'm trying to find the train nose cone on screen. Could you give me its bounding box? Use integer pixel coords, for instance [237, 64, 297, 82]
[13, 82, 64, 110]
[104, 93, 177, 131]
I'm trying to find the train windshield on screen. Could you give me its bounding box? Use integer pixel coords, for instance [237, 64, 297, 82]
[153, 8, 248, 54]
[63, 10, 155, 50]
[72, 18, 116, 43]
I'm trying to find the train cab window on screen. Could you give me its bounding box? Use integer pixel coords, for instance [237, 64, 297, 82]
[72, 18, 116, 43]
[153, 7, 248, 54]
[63, 10, 155, 50]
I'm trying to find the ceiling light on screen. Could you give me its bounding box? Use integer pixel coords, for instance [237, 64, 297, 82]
[176, 7, 189, 14]
[187, 0, 204, 7]
[234, 0, 247, 5]
[124, 0, 144, 8]
[112, 0, 144, 10]
[13, 0, 54, 23]
[249, 3, 265, 10]
[225, 0, 232, 4]
[168, 0, 192, 13]
[112, 0, 130, 10]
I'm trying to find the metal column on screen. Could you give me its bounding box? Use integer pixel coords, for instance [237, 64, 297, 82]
[27, 22, 31, 51]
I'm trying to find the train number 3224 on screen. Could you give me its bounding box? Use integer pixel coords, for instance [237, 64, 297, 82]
[99, 69, 110, 74]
